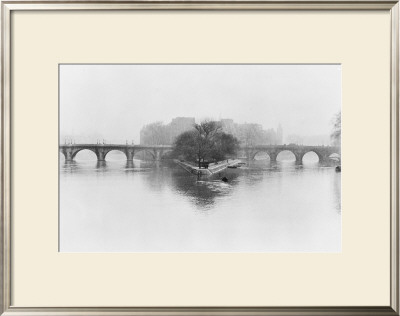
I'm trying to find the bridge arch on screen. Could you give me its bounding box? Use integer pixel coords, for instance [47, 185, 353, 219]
[103, 149, 129, 161]
[302, 150, 322, 163]
[71, 148, 98, 161]
[329, 152, 341, 163]
[133, 149, 156, 160]
[59, 150, 67, 162]
[160, 149, 174, 159]
[276, 150, 298, 162]
[252, 151, 272, 161]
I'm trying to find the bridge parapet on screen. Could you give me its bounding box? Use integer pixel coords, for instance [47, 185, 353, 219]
[59, 143, 340, 164]
[59, 144, 174, 162]
[247, 145, 340, 164]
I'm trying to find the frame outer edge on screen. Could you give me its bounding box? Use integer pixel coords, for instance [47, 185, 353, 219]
[1, 1, 11, 315]
[1, 1, 399, 315]
[391, 1, 400, 314]
[0, 2, 398, 10]
[0, 306, 399, 316]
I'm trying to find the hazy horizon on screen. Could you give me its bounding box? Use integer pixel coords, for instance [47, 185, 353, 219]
[59, 64, 341, 145]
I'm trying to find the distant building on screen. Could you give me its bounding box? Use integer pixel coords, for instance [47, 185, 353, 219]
[140, 117, 280, 146]
[277, 124, 283, 145]
[140, 117, 195, 145]
[286, 134, 304, 145]
[220, 119, 278, 146]
[220, 119, 235, 135]
[264, 128, 278, 145]
[168, 117, 195, 144]
[285, 133, 330, 146]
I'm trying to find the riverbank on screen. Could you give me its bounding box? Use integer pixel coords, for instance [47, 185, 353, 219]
[175, 159, 243, 176]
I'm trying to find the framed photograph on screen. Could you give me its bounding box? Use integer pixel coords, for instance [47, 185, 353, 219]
[1, 1, 399, 315]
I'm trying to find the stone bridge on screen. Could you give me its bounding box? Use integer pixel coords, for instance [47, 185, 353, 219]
[59, 144, 174, 162]
[244, 145, 341, 164]
[60, 144, 340, 164]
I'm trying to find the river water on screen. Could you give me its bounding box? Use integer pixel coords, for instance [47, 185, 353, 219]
[59, 153, 341, 252]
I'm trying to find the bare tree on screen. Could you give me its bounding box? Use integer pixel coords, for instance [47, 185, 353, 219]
[141, 122, 169, 145]
[173, 120, 239, 168]
[331, 111, 341, 146]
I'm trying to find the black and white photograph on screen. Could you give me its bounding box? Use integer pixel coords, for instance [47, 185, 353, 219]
[59, 64, 341, 253]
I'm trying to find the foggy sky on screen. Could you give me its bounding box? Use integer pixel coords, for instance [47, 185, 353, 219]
[59, 64, 341, 144]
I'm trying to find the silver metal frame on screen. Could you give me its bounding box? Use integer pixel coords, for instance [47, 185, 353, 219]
[1, 1, 398, 315]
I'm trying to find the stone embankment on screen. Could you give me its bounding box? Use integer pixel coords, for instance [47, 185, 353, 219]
[175, 159, 243, 176]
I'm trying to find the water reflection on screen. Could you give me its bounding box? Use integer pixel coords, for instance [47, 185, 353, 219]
[169, 170, 239, 212]
[333, 171, 341, 213]
[61, 158, 340, 211]
[59, 158, 341, 252]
